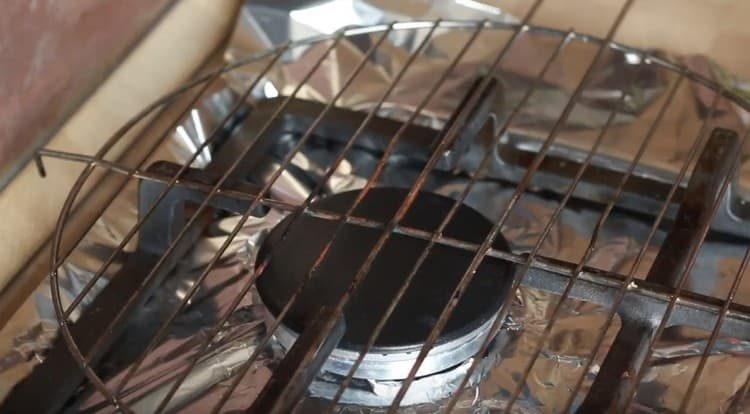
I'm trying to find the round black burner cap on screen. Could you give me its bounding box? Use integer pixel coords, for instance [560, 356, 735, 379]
[256, 187, 514, 352]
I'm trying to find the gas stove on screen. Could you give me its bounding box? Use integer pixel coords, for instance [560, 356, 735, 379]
[4, 4, 750, 413]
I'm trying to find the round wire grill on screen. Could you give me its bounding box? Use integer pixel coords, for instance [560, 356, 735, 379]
[28, 2, 750, 413]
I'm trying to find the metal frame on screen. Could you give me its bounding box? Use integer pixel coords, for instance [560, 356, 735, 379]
[9, 3, 750, 412]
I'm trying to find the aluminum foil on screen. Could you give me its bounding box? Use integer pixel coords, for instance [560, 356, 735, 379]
[219, 2, 750, 411]
[2, 1, 750, 412]
[0, 91, 748, 412]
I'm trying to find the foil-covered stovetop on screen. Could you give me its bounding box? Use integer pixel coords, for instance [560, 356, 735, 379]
[2, 2, 750, 412]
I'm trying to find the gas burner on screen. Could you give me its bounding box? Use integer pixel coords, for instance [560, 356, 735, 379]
[256, 187, 514, 405]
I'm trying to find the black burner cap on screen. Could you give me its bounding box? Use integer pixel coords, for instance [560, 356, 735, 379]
[256, 187, 514, 352]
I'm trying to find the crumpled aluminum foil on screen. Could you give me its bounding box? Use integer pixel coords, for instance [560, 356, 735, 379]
[2, 1, 750, 412]
[220, 2, 750, 411]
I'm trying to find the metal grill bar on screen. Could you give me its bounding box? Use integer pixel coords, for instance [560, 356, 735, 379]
[108, 22, 397, 413]
[244, 23, 490, 414]
[678, 246, 750, 412]
[386, 2, 635, 411]
[45, 48, 289, 413]
[619, 129, 748, 412]
[35, 65, 224, 278]
[558, 86, 724, 413]
[574, 93, 727, 414]
[39, 151, 750, 411]
[147, 60, 361, 414]
[130, 20, 445, 413]
[58, 49, 285, 321]
[243, 20, 487, 414]
[36, 148, 750, 336]
[52, 87, 223, 319]
[58, 53, 288, 319]
[443, 46, 648, 412]
[52, 40, 292, 412]
[31, 16, 750, 414]
[324, 2, 556, 408]
[8, 62, 226, 414]
[502, 71, 686, 412]
[152, 18, 487, 413]
[105, 33, 348, 410]
[33, 149, 530, 272]
[206, 27, 413, 412]
[248, 306, 344, 414]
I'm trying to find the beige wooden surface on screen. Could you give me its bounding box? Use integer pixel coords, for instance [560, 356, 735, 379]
[0, 0, 173, 181]
[0, 0, 241, 307]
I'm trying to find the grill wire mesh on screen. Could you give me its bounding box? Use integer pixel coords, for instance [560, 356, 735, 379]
[13, 1, 750, 412]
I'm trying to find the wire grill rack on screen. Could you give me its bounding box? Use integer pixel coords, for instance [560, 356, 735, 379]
[12, 1, 750, 412]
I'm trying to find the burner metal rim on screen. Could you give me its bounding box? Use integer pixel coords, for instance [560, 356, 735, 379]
[274, 315, 498, 380]
[309, 357, 477, 407]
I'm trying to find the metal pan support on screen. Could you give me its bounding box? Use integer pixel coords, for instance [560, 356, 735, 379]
[8, 3, 750, 413]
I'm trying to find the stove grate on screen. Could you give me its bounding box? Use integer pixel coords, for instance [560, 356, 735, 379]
[10, 2, 750, 412]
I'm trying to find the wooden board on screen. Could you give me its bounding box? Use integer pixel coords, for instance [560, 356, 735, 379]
[0, 0, 241, 325]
